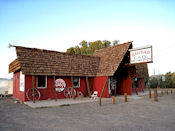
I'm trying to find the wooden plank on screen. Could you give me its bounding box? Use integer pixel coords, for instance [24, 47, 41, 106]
[53, 76, 57, 101]
[99, 77, 109, 106]
[32, 75, 35, 103]
[71, 76, 75, 99]
[86, 77, 91, 98]
[132, 79, 138, 95]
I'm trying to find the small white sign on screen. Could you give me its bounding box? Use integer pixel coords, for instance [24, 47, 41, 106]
[20, 72, 25, 92]
[162, 76, 166, 82]
[130, 46, 153, 64]
[55, 79, 66, 92]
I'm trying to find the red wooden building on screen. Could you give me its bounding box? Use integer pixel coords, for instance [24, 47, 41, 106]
[9, 42, 148, 101]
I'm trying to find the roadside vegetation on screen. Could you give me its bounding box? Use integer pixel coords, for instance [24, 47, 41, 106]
[149, 72, 175, 88]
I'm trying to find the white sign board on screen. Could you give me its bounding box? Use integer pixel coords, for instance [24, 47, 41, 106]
[20, 72, 25, 92]
[129, 46, 153, 64]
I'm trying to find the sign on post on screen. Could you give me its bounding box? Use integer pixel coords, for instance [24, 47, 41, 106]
[129, 45, 153, 64]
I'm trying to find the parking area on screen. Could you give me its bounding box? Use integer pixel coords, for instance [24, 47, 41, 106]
[0, 92, 175, 131]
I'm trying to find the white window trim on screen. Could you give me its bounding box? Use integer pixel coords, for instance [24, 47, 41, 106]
[73, 77, 80, 88]
[37, 76, 47, 89]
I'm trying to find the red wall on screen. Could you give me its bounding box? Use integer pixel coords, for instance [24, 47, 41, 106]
[93, 76, 109, 98]
[13, 73, 134, 101]
[13, 72, 25, 101]
[23, 75, 88, 101]
[132, 78, 145, 92]
[117, 76, 132, 95]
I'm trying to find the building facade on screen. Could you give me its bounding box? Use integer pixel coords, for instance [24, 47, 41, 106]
[9, 42, 148, 101]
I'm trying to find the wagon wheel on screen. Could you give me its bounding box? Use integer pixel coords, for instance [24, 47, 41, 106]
[64, 87, 76, 98]
[26, 88, 41, 101]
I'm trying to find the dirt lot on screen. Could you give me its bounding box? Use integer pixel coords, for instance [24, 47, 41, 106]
[0, 93, 175, 131]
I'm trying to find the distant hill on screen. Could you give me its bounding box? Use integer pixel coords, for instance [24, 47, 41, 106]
[0, 78, 9, 82]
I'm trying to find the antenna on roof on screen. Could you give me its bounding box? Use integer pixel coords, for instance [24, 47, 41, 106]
[8, 43, 16, 48]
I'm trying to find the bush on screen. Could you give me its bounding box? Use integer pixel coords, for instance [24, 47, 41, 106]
[149, 72, 175, 88]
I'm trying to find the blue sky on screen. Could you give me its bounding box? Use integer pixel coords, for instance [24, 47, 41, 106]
[0, 0, 175, 78]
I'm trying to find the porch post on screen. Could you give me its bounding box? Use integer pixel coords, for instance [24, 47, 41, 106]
[32, 75, 35, 103]
[86, 77, 91, 98]
[71, 76, 75, 99]
[53, 76, 57, 101]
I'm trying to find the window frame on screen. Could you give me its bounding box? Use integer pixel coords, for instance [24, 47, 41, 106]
[37, 75, 47, 89]
[73, 77, 80, 88]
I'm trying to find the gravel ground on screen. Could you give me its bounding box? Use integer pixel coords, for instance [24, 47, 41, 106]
[0, 93, 175, 131]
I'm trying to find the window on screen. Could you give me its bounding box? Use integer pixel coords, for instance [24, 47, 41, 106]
[73, 77, 80, 88]
[37, 75, 47, 88]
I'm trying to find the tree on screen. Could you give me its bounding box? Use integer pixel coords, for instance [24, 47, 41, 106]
[102, 40, 111, 48]
[165, 72, 175, 88]
[79, 40, 88, 55]
[88, 40, 103, 55]
[66, 47, 75, 54]
[74, 45, 81, 54]
[66, 39, 121, 55]
[113, 40, 119, 46]
[149, 77, 158, 88]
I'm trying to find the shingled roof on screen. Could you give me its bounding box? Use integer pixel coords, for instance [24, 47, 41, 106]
[9, 46, 100, 77]
[9, 59, 21, 73]
[9, 42, 146, 77]
[94, 42, 132, 76]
